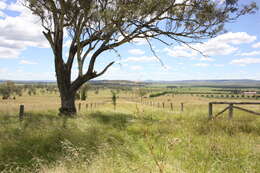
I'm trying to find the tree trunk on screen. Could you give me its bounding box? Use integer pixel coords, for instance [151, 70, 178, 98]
[57, 73, 77, 116]
[59, 88, 76, 116]
[54, 53, 77, 116]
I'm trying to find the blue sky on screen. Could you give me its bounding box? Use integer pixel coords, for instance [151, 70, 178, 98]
[0, 0, 260, 81]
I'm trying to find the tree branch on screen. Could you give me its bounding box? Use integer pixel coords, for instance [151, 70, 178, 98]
[95, 61, 115, 78]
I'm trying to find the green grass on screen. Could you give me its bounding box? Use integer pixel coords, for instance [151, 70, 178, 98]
[0, 106, 259, 173]
[0, 88, 259, 172]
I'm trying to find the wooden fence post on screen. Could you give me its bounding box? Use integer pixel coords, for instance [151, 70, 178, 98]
[181, 103, 184, 112]
[208, 103, 213, 119]
[19, 105, 24, 120]
[78, 103, 81, 111]
[162, 102, 165, 109]
[229, 103, 233, 120]
[170, 103, 173, 111]
[86, 103, 88, 110]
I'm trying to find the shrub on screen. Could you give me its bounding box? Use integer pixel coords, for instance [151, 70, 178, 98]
[149, 91, 170, 98]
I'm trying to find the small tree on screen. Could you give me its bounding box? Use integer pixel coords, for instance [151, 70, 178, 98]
[75, 92, 81, 100]
[80, 84, 90, 101]
[0, 81, 16, 99]
[94, 89, 99, 95]
[28, 87, 37, 96]
[14, 87, 23, 97]
[111, 90, 117, 111]
[138, 88, 147, 102]
[81, 90, 86, 101]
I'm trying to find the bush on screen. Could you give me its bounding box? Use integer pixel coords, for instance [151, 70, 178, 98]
[149, 91, 169, 98]
[75, 93, 80, 100]
[80, 84, 90, 101]
[0, 81, 17, 99]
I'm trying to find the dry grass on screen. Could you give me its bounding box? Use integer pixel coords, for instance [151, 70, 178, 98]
[0, 90, 259, 172]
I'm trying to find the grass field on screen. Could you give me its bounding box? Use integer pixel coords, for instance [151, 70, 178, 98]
[0, 89, 260, 173]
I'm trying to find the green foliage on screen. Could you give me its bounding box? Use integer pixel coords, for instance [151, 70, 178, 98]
[0, 81, 23, 99]
[75, 92, 80, 100]
[138, 88, 147, 97]
[28, 87, 37, 96]
[80, 84, 90, 101]
[137, 88, 147, 102]
[81, 90, 87, 101]
[149, 91, 169, 98]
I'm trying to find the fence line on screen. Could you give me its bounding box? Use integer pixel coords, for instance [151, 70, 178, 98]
[208, 102, 260, 119]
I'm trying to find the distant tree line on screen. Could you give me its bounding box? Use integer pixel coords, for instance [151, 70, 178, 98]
[0, 81, 22, 99]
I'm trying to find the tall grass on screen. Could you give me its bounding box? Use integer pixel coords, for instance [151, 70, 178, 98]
[0, 105, 259, 173]
[0, 92, 259, 172]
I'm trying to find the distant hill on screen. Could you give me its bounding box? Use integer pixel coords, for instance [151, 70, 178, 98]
[145, 79, 260, 88]
[0, 80, 56, 84]
[1, 79, 260, 88]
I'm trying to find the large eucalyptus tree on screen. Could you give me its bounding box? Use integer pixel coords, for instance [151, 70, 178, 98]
[24, 0, 257, 115]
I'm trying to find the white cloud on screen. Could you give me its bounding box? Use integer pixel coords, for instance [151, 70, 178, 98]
[194, 63, 209, 67]
[0, 11, 6, 18]
[214, 64, 225, 67]
[122, 56, 157, 63]
[197, 41, 237, 56]
[0, 68, 7, 73]
[199, 57, 215, 62]
[237, 51, 260, 56]
[0, 68, 55, 80]
[0, 1, 7, 10]
[128, 49, 145, 55]
[0, 47, 20, 59]
[20, 60, 38, 65]
[230, 58, 260, 66]
[132, 38, 147, 45]
[213, 32, 256, 45]
[163, 65, 172, 70]
[130, 66, 143, 70]
[0, 1, 49, 59]
[164, 46, 197, 58]
[191, 32, 255, 56]
[164, 32, 256, 58]
[252, 42, 260, 49]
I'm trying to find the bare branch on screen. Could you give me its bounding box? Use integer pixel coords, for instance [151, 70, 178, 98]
[145, 38, 165, 67]
[95, 61, 115, 78]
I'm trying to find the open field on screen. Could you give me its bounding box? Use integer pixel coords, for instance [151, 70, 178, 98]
[0, 87, 260, 173]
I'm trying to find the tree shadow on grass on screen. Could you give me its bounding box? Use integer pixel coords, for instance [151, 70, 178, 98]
[89, 111, 135, 130]
[89, 111, 160, 130]
[0, 112, 128, 172]
[0, 111, 174, 172]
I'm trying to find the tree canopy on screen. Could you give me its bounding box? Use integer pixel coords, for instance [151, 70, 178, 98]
[23, 0, 257, 115]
